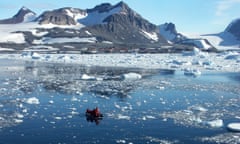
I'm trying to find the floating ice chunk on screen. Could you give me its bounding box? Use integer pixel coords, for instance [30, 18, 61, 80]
[49, 100, 54, 104]
[225, 52, 240, 60]
[31, 52, 41, 59]
[201, 133, 240, 144]
[81, 74, 96, 80]
[227, 123, 240, 132]
[172, 59, 183, 65]
[203, 61, 213, 66]
[235, 116, 240, 119]
[22, 109, 28, 113]
[121, 72, 142, 80]
[184, 69, 201, 77]
[117, 114, 130, 120]
[114, 103, 121, 109]
[146, 115, 156, 119]
[142, 116, 147, 121]
[190, 106, 208, 112]
[16, 113, 24, 119]
[55, 117, 62, 120]
[14, 119, 23, 123]
[70, 111, 79, 115]
[71, 96, 79, 102]
[189, 116, 202, 123]
[57, 55, 72, 62]
[206, 119, 224, 128]
[116, 139, 126, 143]
[26, 97, 40, 104]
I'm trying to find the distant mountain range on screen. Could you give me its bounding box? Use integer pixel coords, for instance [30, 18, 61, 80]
[0, 1, 238, 53]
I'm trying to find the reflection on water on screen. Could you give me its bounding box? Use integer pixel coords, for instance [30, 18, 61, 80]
[0, 59, 239, 144]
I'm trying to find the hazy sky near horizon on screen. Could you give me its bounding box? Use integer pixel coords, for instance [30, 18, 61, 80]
[0, 0, 240, 34]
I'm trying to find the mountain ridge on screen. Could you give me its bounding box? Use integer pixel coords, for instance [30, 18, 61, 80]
[1, 1, 237, 53]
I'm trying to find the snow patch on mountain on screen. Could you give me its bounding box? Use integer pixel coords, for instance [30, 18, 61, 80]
[0, 21, 86, 44]
[159, 24, 176, 42]
[30, 29, 48, 37]
[140, 30, 158, 41]
[0, 33, 25, 44]
[64, 8, 87, 21]
[78, 6, 121, 25]
[23, 12, 36, 23]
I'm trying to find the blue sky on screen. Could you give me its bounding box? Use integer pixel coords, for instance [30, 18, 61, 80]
[0, 0, 240, 34]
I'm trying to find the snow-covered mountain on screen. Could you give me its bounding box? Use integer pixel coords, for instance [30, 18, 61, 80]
[37, 7, 86, 25]
[0, 1, 222, 53]
[0, 1, 176, 53]
[196, 19, 240, 50]
[159, 23, 215, 50]
[225, 18, 240, 39]
[0, 6, 36, 24]
[159, 22, 186, 43]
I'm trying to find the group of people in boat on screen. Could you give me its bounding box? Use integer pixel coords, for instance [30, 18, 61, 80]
[85, 107, 103, 125]
[86, 107, 101, 117]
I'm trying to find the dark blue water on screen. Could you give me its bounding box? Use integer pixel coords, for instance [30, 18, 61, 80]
[0, 60, 239, 144]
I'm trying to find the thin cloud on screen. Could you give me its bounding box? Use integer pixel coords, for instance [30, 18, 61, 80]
[27, 3, 57, 10]
[0, 4, 18, 9]
[216, 0, 240, 16]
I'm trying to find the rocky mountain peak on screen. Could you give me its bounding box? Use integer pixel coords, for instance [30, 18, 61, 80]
[115, 1, 128, 9]
[87, 3, 112, 13]
[37, 7, 86, 25]
[161, 23, 177, 34]
[0, 6, 36, 24]
[19, 6, 34, 13]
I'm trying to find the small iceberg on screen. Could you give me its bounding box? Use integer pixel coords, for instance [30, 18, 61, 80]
[190, 106, 208, 112]
[206, 119, 224, 128]
[184, 69, 201, 77]
[81, 74, 96, 80]
[25, 97, 40, 104]
[121, 72, 142, 80]
[227, 123, 240, 132]
[116, 114, 130, 120]
[31, 52, 41, 59]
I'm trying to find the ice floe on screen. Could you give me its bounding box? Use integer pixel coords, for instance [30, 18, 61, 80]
[116, 114, 131, 120]
[121, 72, 142, 80]
[0, 51, 239, 73]
[81, 74, 96, 80]
[227, 123, 240, 132]
[25, 97, 40, 104]
[205, 119, 224, 128]
[200, 133, 240, 144]
[184, 68, 201, 77]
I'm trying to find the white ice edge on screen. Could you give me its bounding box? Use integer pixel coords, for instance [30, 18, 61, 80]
[0, 52, 239, 72]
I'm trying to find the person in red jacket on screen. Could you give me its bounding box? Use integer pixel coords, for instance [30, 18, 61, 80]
[94, 107, 100, 117]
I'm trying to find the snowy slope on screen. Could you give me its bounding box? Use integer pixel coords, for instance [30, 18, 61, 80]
[201, 34, 239, 50]
[0, 22, 84, 44]
[23, 12, 37, 23]
[78, 6, 121, 26]
[191, 18, 240, 50]
[159, 23, 178, 42]
[194, 32, 240, 50]
[159, 23, 214, 50]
